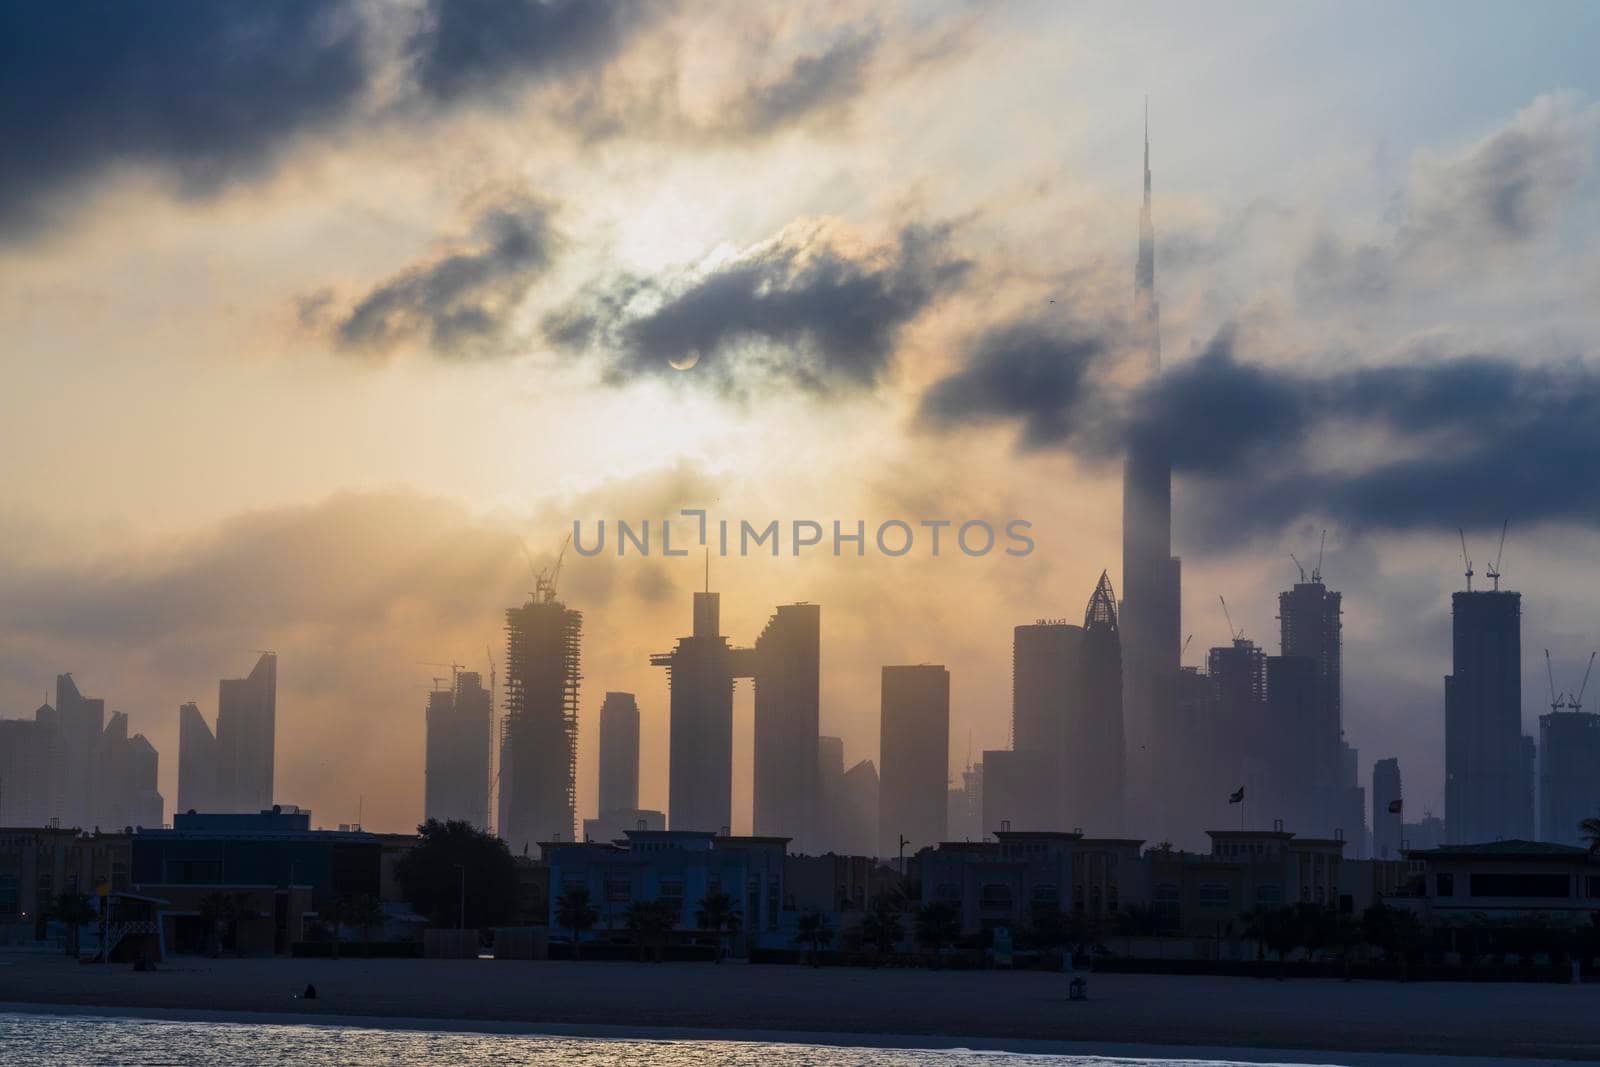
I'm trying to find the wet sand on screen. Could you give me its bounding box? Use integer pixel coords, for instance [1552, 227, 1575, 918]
[1, 954, 1595, 1061]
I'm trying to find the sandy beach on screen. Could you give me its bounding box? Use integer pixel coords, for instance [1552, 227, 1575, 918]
[1, 955, 1596, 1061]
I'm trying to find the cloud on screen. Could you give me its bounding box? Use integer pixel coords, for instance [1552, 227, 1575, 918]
[330, 193, 558, 359]
[919, 317, 1600, 540]
[720, 29, 882, 138]
[0, 0, 370, 236]
[406, 0, 656, 106]
[547, 220, 971, 395]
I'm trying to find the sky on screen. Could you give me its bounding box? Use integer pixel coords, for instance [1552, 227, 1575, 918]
[2, 1, 1599, 835]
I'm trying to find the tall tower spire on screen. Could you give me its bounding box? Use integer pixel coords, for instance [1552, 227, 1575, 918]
[1136, 98, 1159, 369]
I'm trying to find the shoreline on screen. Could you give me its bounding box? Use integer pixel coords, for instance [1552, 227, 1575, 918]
[0, 1001, 1571, 1067]
[2, 956, 1595, 1062]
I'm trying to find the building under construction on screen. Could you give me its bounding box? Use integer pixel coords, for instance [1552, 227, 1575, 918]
[498, 582, 582, 857]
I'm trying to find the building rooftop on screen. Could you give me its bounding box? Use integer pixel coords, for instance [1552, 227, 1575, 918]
[1407, 839, 1593, 861]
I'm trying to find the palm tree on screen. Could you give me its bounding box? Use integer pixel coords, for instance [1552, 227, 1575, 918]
[1580, 816, 1600, 854]
[624, 899, 675, 962]
[794, 910, 834, 967]
[50, 893, 96, 958]
[913, 900, 961, 968]
[694, 890, 741, 963]
[859, 893, 903, 966]
[555, 885, 599, 960]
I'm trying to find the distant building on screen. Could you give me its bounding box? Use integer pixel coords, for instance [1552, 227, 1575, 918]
[216, 653, 277, 814]
[176, 702, 219, 814]
[0, 677, 162, 831]
[653, 590, 753, 835]
[500, 588, 582, 854]
[1402, 812, 1446, 852]
[1372, 758, 1403, 859]
[424, 671, 492, 829]
[878, 665, 949, 862]
[1403, 840, 1599, 926]
[1007, 573, 1126, 835]
[981, 748, 1042, 839]
[816, 735, 845, 851]
[837, 759, 879, 858]
[1445, 590, 1530, 843]
[752, 603, 821, 851]
[597, 692, 641, 816]
[1208, 638, 1271, 825]
[1538, 708, 1600, 847]
[946, 759, 982, 842]
[0, 828, 132, 942]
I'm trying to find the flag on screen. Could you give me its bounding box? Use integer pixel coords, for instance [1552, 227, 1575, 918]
[1387, 798, 1403, 814]
[1228, 786, 1245, 804]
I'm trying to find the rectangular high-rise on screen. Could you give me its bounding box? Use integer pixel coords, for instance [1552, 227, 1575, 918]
[1538, 709, 1599, 846]
[1372, 757, 1403, 859]
[878, 665, 949, 860]
[2, 683, 162, 830]
[216, 652, 277, 813]
[816, 735, 845, 850]
[500, 592, 582, 854]
[653, 590, 753, 834]
[177, 702, 219, 814]
[424, 671, 492, 829]
[753, 603, 821, 850]
[598, 691, 641, 816]
[1445, 590, 1528, 843]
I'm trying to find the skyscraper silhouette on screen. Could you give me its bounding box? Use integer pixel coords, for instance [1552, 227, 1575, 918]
[500, 591, 582, 853]
[1445, 589, 1529, 843]
[1538, 703, 1600, 847]
[177, 701, 219, 813]
[216, 652, 277, 813]
[598, 691, 641, 817]
[1121, 105, 1182, 831]
[878, 664, 949, 859]
[1372, 757, 1403, 858]
[753, 603, 821, 851]
[425, 670, 492, 829]
[653, 589, 752, 833]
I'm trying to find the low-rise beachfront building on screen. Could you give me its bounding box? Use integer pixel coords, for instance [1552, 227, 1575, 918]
[0, 826, 131, 946]
[130, 807, 381, 955]
[544, 829, 788, 955]
[1398, 840, 1600, 926]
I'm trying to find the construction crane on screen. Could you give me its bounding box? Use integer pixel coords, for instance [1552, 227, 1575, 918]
[524, 532, 572, 604]
[1568, 650, 1596, 714]
[1545, 650, 1566, 715]
[1485, 519, 1508, 591]
[418, 660, 465, 688]
[1458, 529, 1473, 593]
[1218, 595, 1243, 642]
[1314, 529, 1326, 583]
[1180, 633, 1193, 665]
[1290, 553, 1307, 583]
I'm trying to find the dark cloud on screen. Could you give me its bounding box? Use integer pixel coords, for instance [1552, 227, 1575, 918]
[918, 319, 1111, 448]
[332, 194, 557, 358]
[723, 29, 881, 137]
[920, 318, 1600, 539]
[0, 0, 369, 236]
[547, 222, 970, 395]
[406, 0, 652, 105]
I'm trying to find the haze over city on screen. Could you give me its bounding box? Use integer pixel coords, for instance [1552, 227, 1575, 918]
[3, 0, 1599, 842]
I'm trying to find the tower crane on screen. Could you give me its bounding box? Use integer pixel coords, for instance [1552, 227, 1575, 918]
[1545, 650, 1566, 715]
[1313, 528, 1326, 583]
[1458, 529, 1473, 593]
[1568, 650, 1596, 714]
[1290, 553, 1307, 583]
[1485, 519, 1508, 591]
[1218, 595, 1243, 642]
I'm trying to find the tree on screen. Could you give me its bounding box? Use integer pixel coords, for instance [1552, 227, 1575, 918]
[339, 894, 386, 957]
[913, 900, 961, 967]
[1362, 901, 1424, 980]
[794, 910, 834, 967]
[859, 893, 903, 966]
[694, 890, 741, 963]
[394, 818, 518, 930]
[1580, 816, 1600, 854]
[624, 899, 676, 962]
[555, 885, 599, 960]
[50, 893, 95, 958]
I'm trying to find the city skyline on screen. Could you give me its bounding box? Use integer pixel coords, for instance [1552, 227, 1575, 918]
[4, 4, 1600, 837]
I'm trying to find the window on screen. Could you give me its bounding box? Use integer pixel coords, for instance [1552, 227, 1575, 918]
[767, 883, 779, 930]
[1588, 876, 1600, 900]
[1030, 884, 1059, 906]
[0, 874, 17, 917]
[1198, 882, 1231, 909]
[604, 877, 631, 903]
[1469, 873, 1569, 899]
[1435, 873, 1454, 897]
[1107, 886, 1119, 913]
[1254, 883, 1282, 905]
[937, 882, 961, 902]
